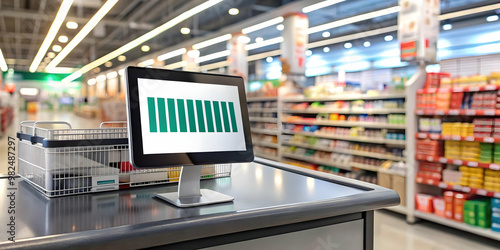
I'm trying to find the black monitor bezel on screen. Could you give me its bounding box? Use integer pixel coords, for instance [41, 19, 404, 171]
[125, 66, 254, 169]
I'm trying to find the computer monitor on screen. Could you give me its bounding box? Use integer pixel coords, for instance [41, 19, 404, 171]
[125, 66, 254, 207]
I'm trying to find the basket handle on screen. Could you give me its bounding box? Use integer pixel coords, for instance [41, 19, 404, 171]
[33, 121, 72, 136]
[20, 121, 36, 131]
[100, 121, 128, 128]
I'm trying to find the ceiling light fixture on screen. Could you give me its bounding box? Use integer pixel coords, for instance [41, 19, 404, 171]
[242, 16, 284, 34]
[237, 35, 251, 44]
[344, 42, 352, 49]
[19, 88, 39, 96]
[58, 35, 68, 43]
[138, 59, 155, 67]
[180, 27, 191, 34]
[96, 75, 106, 82]
[106, 71, 118, 79]
[141, 45, 150, 52]
[266, 57, 273, 63]
[52, 45, 62, 52]
[442, 24, 452, 30]
[62, 0, 223, 83]
[46, 0, 118, 71]
[0, 49, 8, 71]
[322, 31, 331, 38]
[29, 0, 73, 72]
[384, 35, 393, 41]
[44, 57, 51, 63]
[187, 50, 200, 58]
[305, 50, 312, 56]
[245, 37, 284, 50]
[196, 50, 231, 63]
[192, 34, 232, 50]
[47, 52, 56, 58]
[87, 78, 96, 85]
[486, 15, 499, 22]
[105, 61, 113, 67]
[118, 55, 126, 61]
[255, 37, 264, 43]
[323, 47, 330, 53]
[276, 24, 284, 31]
[363, 41, 371, 47]
[118, 69, 125, 75]
[66, 21, 78, 29]
[228, 8, 239, 15]
[157, 48, 187, 61]
[307, 6, 400, 34]
[302, 0, 345, 13]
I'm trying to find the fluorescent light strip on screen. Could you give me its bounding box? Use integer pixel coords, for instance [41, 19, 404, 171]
[157, 48, 187, 61]
[192, 34, 232, 50]
[302, 0, 345, 13]
[138, 59, 155, 67]
[96, 75, 107, 82]
[63, 0, 222, 82]
[307, 6, 400, 34]
[29, 0, 73, 72]
[308, 26, 397, 48]
[0, 49, 8, 71]
[439, 3, 500, 20]
[45, 67, 78, 74]
[196, 50, 230, 63]
[107, 71, 118, 79]
[201, 61, 229, 71]
[46, 0, 118, 71]
[164, 61, 187, 70]
[63, 71, 82, 83]
[245, 37, 284, 50]
[242, 17, 284, 34]
[246, 50, 281, 62]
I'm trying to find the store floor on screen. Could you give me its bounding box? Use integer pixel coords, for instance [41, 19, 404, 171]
[1, 111, 499, 248]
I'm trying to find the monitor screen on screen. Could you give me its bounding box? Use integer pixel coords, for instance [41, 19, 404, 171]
[138, 78, 246, 154]
[126, 66, 254, 169]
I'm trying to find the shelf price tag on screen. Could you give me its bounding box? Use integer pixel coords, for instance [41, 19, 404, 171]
[449, 110, 460, 115]
[462, 187, 471, 193]
[453, 160, 463, 165]
[452, 87, 463, 92]
[427, 180, 435, 185]
[467, 161, 478, 167]
[485, 85, 497, 91]
[484, 137, 495, 143]
[469, 86, 480, 92]
[427, 156, 434, 162]
[416, 110, 424, 115]
[451, 135, 461, 141]
[465, 110, 476, 115]
[435, 110, 445, 115]
[490, 164, 500, 170]
[430, 134, 441, 140]
[465, 136, 475, 141]
[453, 185, 462, 190]
[418, 133, 427, 139]
[495, 192, 500, 199]
[477, 189, 488, 196]
[438, 182, 448, 189]
[439, 157, 448, 163]
[485, 110, 495, 116]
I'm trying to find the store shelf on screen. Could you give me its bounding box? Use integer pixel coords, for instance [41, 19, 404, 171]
[416, 84, 500, 94]
[415, 211, 500, 241]
[415, 133, 500, 143]
[281, 153, 352, 171]
[350, 162, 380, 172]
[247, 96, 278, 102]
[385, 205, 408, 215]
[282, 141, 405, 161]
[283, 130, 406, 146]
[283, 108, 406, 115]
[250, 128, 279, 135]
[415, 154, 500, 170]
[254, 152, 279, 161]
[248, 108, 278, 113]
[283, 120, 406, 129]
[281, 93, 406, 102]
[415, 109, 500, 116]
[253, 141, 279, 148]
[249, 117, 278, 123]
[415, 177, 500, 198]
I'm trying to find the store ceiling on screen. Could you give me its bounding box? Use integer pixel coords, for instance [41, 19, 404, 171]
[0, 0, 496, 74]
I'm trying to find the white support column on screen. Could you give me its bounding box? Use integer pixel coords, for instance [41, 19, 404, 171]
[280, 12, 308, 85]
[183, 49, 200, 72]
[227, 33, 250, 91]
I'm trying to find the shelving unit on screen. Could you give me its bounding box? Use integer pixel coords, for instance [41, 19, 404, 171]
[281, 93, 406, 102]
[284, 120, 406, 129]
[247, 96, 281, 161]
[283, 108, 406, 115]
[283, 130, 406, 146]
[415, 177, 500, 198]
[280, 152, 352, 171]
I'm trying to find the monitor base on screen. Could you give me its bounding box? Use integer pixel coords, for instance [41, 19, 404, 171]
[155, 165, 234, 207]
[155, 189, 234, 208]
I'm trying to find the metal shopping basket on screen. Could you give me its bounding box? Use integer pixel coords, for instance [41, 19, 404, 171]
[17, 121, 232, 197]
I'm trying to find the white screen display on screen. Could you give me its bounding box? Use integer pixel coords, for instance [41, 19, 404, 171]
[138, 78, 247, 155]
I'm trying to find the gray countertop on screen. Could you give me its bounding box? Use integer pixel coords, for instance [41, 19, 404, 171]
[0, 158, 399, 249]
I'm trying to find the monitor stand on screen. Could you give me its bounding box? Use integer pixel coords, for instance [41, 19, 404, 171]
[155, 165, 234, 207]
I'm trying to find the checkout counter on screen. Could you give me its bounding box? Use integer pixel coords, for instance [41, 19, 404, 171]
[0, 158, 399, 249]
